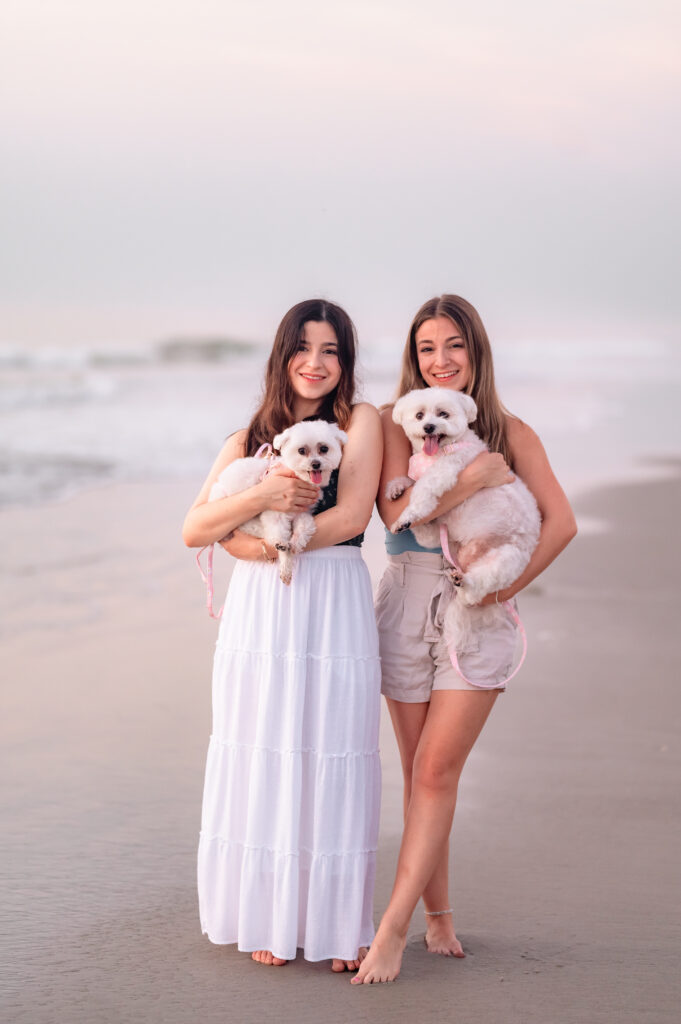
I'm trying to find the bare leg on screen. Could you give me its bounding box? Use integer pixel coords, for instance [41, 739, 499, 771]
[386, 700, 465, 958]
[352, 691, 498, 984]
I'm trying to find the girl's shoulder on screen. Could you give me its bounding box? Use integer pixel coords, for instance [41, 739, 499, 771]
[505, 414, 539, 445]
[228, 427, 248, 443]
[378, 403, 398, 431]
[348, 401, 381, 427]
[219, 428, 248, 461]
[504, 414, 545, 463]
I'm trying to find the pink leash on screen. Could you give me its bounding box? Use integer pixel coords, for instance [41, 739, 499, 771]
[196, 545, 223, 620]
[439, 524, 528, 689]
[196, 443, 275, 620]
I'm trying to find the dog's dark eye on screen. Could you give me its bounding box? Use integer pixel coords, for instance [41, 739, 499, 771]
[318, 445, 329, 454]
[298, 446, 308, 455]
[415, 411, 424, 421]
[437, 410, 449, 418]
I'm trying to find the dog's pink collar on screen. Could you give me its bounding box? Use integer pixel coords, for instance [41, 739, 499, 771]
[439, 440, 473, 455]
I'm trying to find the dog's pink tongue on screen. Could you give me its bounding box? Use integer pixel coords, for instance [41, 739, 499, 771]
[310, 469, 323, 484]
[423, 435, 439, 456]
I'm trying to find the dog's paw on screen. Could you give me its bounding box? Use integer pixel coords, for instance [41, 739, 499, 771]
[446, 567, 464, 587]
[385, 476, 413, 501]
[278, 555, 293, 585]
[275, 542, 290, 552]
[290, 534, 312, 554]
[391, 519, 412, 534]
[289, 514, 316, 553]
[458, 585, 482, 606]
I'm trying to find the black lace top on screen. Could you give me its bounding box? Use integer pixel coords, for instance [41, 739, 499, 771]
[312, 468, 364, 548]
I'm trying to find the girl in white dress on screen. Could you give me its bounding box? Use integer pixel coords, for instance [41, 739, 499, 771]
[183, 299, 383, 972]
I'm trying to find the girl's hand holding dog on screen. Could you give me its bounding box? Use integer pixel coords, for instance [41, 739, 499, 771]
[221, 468, 320, 561]
[466, 451, 514, 489]
[256, 466, 320, 513]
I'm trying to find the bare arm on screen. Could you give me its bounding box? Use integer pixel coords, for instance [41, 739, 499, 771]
[306, 403, 383, 549]
[479, 418, 577, 604]
[222, 404, 383, 560]
[376, 407, 514, 531]
[182, 430, 320, 549]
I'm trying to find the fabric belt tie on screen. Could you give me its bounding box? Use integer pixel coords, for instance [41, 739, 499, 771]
[422, 565, 458, 644]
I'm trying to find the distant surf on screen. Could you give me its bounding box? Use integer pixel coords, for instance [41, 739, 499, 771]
[1, 334, 678, 507]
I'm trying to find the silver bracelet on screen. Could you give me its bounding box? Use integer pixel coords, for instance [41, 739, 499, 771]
[424, 908, 453, 917]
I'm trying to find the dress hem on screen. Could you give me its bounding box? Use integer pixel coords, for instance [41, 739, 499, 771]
[200, 930, 376, 963]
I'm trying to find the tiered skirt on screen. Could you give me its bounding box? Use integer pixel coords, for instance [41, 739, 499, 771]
[197, 546, 382, 962]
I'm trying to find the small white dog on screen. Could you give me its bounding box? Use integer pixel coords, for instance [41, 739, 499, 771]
[210, 419, 347, 585]
[388, 387, 541, 607]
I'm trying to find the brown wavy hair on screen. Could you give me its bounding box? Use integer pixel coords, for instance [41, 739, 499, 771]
[396, 294, 514, 467]
[245, 299, 356, 456]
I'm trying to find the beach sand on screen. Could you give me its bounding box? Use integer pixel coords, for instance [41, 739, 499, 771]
[3, 472, 680, 1023]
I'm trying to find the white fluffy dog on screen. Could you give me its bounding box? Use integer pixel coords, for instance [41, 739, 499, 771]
[210, 419, 347, 584]
[388, 387, 541, 607]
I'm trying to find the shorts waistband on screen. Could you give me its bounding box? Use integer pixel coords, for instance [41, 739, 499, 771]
[387, 551, 449, 571]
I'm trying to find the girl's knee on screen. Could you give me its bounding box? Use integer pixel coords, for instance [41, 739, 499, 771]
[412, 753, 462, 795]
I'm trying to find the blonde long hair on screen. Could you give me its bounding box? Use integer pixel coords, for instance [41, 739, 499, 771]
[397, 295, 514, 467]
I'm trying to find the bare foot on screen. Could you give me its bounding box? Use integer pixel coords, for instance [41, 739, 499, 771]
[425, 917, 465, 958]
[251, 950, 286, 966]
[331, 947, 367, 973]
[350, 931, 406, 984]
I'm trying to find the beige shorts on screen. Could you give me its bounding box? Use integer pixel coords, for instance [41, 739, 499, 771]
[375, 552, 519, 701]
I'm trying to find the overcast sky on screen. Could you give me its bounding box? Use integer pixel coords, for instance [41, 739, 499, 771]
[2, 0, 680, 347]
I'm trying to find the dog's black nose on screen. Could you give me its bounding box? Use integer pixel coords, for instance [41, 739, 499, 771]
[423, 423, 435, 434]
[311, 460, 321, 470]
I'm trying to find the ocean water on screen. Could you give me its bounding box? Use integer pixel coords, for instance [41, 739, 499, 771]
[1, 335, 679, 508]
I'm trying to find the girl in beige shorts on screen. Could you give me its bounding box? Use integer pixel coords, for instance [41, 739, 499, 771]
[352, 295, 576, 985]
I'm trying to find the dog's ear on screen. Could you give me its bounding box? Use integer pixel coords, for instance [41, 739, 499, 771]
[272, 428, 291, 452]
[329, 424, 349, 447]
[458, 393, 478, 423]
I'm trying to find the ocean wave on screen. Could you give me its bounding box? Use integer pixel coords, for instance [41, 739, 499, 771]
[0, 369, 118, 412]
[154, 337, 256, 363]
[0, 337, 259, 373]
[0, 450, 116, 508]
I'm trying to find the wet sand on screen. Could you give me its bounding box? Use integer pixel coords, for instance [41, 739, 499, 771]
[2, 473, 680, 1023]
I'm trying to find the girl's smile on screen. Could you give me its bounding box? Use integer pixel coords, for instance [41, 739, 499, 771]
[415, 316, 470, 391]
[288, 321, 341, 406]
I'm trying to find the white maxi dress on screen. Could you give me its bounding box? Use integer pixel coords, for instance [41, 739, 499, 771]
[197, 537, 381, 962]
